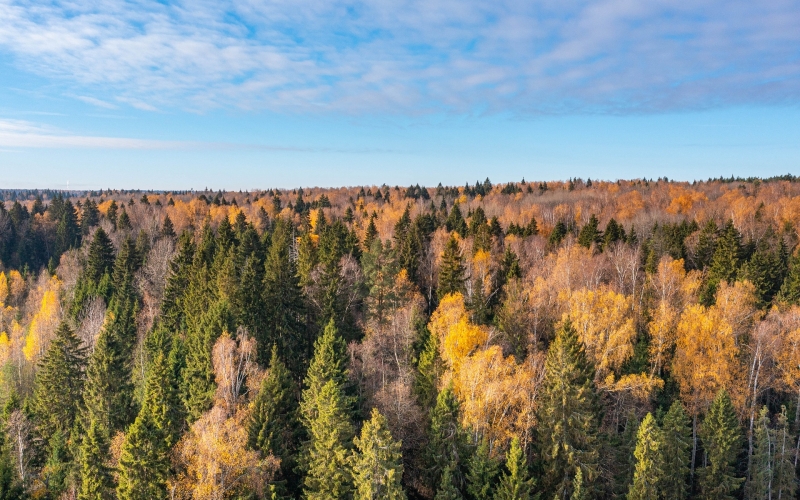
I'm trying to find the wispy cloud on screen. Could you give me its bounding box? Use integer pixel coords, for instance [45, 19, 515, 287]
[0, 118, 186, 148]
[0, 0, 798, 114]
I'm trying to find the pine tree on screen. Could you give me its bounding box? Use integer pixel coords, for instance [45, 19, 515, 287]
[436, 462, 464, 500]
[85, 228, 115, 284]
[698, 389, 743, 500]
[495, 437, 534, 500]
[438, 234, 466, 299]
[466, 439, 500, 500]
[262, 218, 307, 373]
[78, 419, 113, 500]
[627, 413, 663, 500]
[537, 320, 599, 499]
[31, 322, 87, 438]
[249, 346, 298, 485]
[660, 401, 691, 500]
[116, 338, 178, 500]
[352, 408, 406, 500]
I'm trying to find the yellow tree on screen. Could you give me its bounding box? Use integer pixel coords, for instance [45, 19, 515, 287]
[23, 276, 62, 362]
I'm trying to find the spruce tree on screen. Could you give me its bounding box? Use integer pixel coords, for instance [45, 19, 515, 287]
[466, 439, 500, 500]
[249, 346, 298, 486]
[31, 322, 87, 438]
[693, 220, 718, 270]
[78, 419, 113, 500]
[746, 406, 771, 500]
[627, 413, 663, 500]
[0, 426, 23, 500]
[261, 218, 307, 372]
[577, 215, 601, 250]
[160, 215, 176, 238]
[446, 203, 468, 238]
[702, 221, 742, 305]
[779, 250, 800, 305]
[85, 228, 115, 284]
[436, 462, 464, 500]
[660, 401, 691, 500]
[116, 343, 177, 500]
[438, 234, 466, 299]
[698, 389, 743, 500]
[537, 320, 599, 499]
[160, 231, 195, 332]
[494, 437, 534, 500]
[426, 386, 467, 490]
[352, 408, 406, 500]
[772, 406, 796, 500]
[570, 469, 586, 500]
[415, 328, 444, 411]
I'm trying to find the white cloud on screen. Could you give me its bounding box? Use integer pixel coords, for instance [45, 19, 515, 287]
[0, 119, 186, 148]
[0, 0, 798, 114]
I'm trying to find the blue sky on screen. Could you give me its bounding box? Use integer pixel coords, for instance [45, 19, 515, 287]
[0, 0, 799, 189]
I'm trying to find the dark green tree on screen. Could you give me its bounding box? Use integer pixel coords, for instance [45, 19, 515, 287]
[577, 215, 601, 250]
[438, 235, 466, 299]
[779, 249, 800, 305]
[85, 228, 115, 284]
[627, 413, 663, 500]
[701, 221, 742, 305]
[0, 426, 23, 500]
[537, 320, 599, 499]
[698, 389, 743, 500]
[426, 386, 467, 490]
[659, 401, 691, 500]
[436, 462, 464, 500]
[78, 419, 113, 500]
[160, 215, 176, 238]
[465, 439, 500, 500]
[446, 204, 468, 238]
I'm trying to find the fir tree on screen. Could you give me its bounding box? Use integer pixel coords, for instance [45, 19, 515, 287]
[160, 215, 176, 238]
[117, 207, 131, 231]
[692, 220, 718, 270]
[78, 419, 114, 500]
[426, 386, 467, 490]
[31, 322, 87, 438]
[438, 234, 466, 299]
[570, 469, 586, 500]
[660, 401, 691, 500]
[160, 231, 195, 332]
[549, 221, 568, 247]
[779, 250, 800, 305]
[364, 216, 379, 250]
[701, 221, 742, 305]
[746, 406, 771, 500]
[537, 320, 599, 499]
[698, 389, 743, 500]
[466, 439, 500, 500]
[446, 203, 468, 238]
[0, 426, 23, 500]
[415, 328, 444, 411]
[352, 408, 406, 500]
[627, 413, 663, 500]
[772, 406, 796, 500]
[494, 437, 535, 500]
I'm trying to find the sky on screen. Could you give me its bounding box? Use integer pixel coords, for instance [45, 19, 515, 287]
[0, 0, 799, 189]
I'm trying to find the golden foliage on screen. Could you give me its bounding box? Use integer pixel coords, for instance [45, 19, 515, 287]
[23, 276, 62, 362]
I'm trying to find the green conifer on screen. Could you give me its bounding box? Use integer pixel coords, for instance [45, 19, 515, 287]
[578, 215, 601, 250]
[85, 228, 115, 284]
[160, 215, 176, 238]
[537, 320, 599, 499]
[0, 426, 23, 499]
[352, 408, 406, 500]
[698, 389, 743, 500]
[701, 221, 742, 305]
[438, 234, 466, 299]
[466, 439, 500, 500]
[772, 406, 796, 500]
[746, 406, 771, 500]
[446, 204, 468, 237]
[494, 437, 534, 500]
[78, 419, 113, 500]
[436, 462, 464, 500]
[627, 413, 663, 500]
[426, 386, 467, 489]
[660, 401, 691, 500]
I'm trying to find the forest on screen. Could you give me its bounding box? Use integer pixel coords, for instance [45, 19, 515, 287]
[1, 176, 800, 499]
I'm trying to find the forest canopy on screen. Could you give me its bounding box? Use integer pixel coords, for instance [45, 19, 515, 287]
[1, 176, 800, 498]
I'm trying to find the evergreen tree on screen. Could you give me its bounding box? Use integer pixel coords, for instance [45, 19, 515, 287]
[570, 469, 586, 500]
[436, 462, 464, 500]
[261, 218, 307, 373]
[577, 215, 601, 250]
[0, 426, 23, 500]
[249, 346, 298, 486]
[78, 419, 113, 500]
[698, 389, 743, 500]
[446, 204, 468, 238]
[746, 406, 771, 500]
[31, 322, 87, 438]
[415, 328, 444, 411]
[160, 231, 195, 332]
[627, 413, 663, 500]
[364, 216, 378, 250]
[55, 199, 81, 254]
[85, 228, 115, 284]
[779, 249, 800, 305]
[549, 221, 568, 247]
[352, 408, 406, 500]
[117, 207, 131, 231]
[466, 439, 500, 500]
[772, 406, 796, 500]
[692, 220, 718, 270]
[160, 215, 176, 238]
[537, 320, 599, 499]
[660, 401, 691, 500]
[741, 234, 786, 306]
[702, 221, 742, 305]
[426, 386, 467, 490]
[438, 234, 466, 299]
[494, 437, 534, 500]
[116, 335, 178, 500]
[81, 199, 100, 234]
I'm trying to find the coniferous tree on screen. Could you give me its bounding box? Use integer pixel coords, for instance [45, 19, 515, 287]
[577, 215, 601, 250]
[352, 408, 406, 500]
[549, 221, 568, 247]
[466, 439, 500, 500]
[116, 331, 179, 500]
[446, 204, 468, 238]
[627, 413, 663, 500]
[117, 207, 131, 231]
[249, 346, 298, 487]
[692, 220, 718, 270]
[772, 406, 796, 500]
[494, 437, 534, 500]
[570, 470, 586, 500]
[779, 250, 800, 305]
[160, 231, 195, 332]
[415, 328, 444, 411]
[262, 218, 307, 372]
[85, 228, 115, 284]
[659, 401, 691, 500]
[698, 389, 743, 500]
[701, 221, 742, 305]
[436, 462, 464, 500]
[160, 215, 176, 238]
[438, 235, 466, 299]
[746, 406, 771, 500]
[78, 419, 113, 500]
[537, 320, 599, 499]
[0, 426, 23, 500]
[426, 386, 467, 490]
[31, 322, 87, 438]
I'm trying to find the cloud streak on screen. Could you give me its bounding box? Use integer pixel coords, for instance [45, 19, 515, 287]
[0, 0, 798, 114]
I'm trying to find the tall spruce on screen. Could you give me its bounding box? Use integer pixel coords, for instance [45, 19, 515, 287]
[771, 406, 796, 500]
[660, 401, 691, 500]
[31, 322, 87, 438]
[746, 406, 771, 500]
[627, 413, 663, 500]
[494, 437, 535, 500]
[779, 250, 800, 305]
[466, 439, 500, 500]
[537, 320, 599, 499]
[85, 228, 115, 284]
[436, 462, 464, 500]
[352, 408, 406, 500]
[426, 386, 467, 490]
[438, 234, 466, 299]
[701, 221, 742, 305]
[78, 419, 113, 500]
[698, 389, 743, 500]
[577, 215, 601, 250]
[160, 231, 195, 332]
